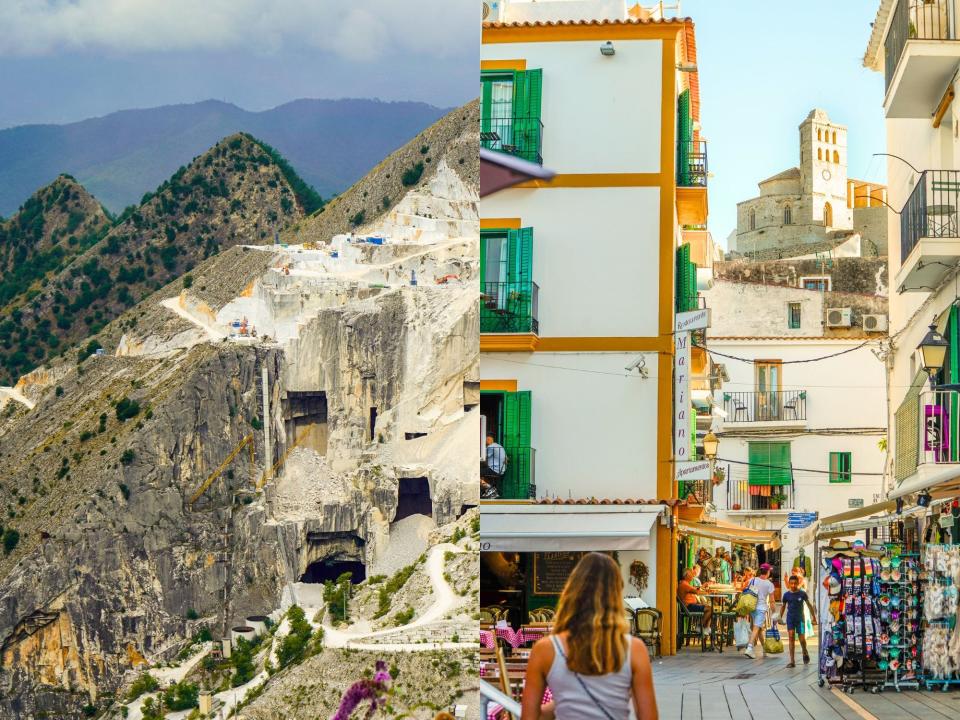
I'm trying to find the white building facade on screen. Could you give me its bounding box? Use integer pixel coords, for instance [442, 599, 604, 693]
[479, 0, 709, 652]
[864, 0, 960, 499]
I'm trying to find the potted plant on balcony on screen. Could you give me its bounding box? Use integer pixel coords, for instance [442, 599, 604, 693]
[769, 491, 787, 510]
[712, 466, 725, 487]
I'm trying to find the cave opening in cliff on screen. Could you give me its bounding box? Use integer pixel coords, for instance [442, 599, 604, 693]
[395, 477, 432, 520]
[300, 559, 366, 584]
[283, 391, 328, 455]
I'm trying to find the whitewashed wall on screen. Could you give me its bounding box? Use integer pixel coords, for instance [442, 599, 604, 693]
[481, 186, 661, 337]
[480, 38, 663, 174]
[481, 351, 660, 499]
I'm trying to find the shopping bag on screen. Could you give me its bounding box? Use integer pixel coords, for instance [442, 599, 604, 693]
[734, 588, 758, 617]
[763, 623, 784, 654]
[733, 618, 751, 647]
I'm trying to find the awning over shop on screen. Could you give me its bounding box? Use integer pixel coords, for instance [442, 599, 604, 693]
[797, 499, 901, 545]
[480, 504, 664, 552]
[678, 519, 779, 548]
[888, 466, 960, 501]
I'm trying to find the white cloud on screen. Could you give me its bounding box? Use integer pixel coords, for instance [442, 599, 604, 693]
[0, 0, 477, 60]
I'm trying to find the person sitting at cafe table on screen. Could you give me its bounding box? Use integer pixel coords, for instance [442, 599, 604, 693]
[678, 568, 712, 634]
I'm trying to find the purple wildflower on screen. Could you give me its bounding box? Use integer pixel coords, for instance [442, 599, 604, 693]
[331, 661, 392, 720]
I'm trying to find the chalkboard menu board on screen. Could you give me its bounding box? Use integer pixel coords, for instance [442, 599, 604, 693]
[532, 552, 585, 595]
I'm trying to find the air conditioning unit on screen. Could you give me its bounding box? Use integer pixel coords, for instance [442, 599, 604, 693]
[482, 0, 504, 22]
[863, 314, 888, 333]
[825, 307, 852, 328]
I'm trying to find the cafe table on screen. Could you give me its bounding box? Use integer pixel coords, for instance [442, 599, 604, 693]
[699, 589, 740, 652]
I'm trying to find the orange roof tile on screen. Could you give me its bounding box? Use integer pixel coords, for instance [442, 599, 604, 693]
[482, 17, 690, 28]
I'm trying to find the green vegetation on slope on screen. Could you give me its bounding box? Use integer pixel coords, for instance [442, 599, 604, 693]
[244, 134, 325, 215]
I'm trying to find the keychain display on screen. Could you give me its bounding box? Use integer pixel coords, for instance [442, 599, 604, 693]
[876, 552, 921, 692]
[922, 543, 960, 690]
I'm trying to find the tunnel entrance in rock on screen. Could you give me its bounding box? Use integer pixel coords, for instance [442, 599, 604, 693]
[396, 477, 432, 520]
[299, 559, 366, 584]
[283, 391, 328, 455]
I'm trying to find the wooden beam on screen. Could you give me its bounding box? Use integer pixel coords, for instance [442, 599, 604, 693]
[933, 83, 955, 129]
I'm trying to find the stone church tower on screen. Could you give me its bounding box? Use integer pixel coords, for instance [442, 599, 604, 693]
[798, 109, 852, 231]
[732, 108, 884, 257]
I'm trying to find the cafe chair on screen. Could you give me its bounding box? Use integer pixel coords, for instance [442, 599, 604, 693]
[634, 608, 663, 658]
[677, 601, 709, 653]
[480, 607, 498, 624]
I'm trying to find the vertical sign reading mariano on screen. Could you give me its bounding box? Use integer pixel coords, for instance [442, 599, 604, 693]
[674, 332, 690, 461]
[674, 309, 709, 462]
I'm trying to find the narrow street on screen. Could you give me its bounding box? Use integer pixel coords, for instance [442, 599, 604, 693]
[653, 650, 960, 720]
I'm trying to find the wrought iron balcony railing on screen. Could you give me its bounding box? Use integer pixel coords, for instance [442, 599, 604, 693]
[900, 170, 960, 262]
[678, 140, 708, 188]
[480, 114, 544, 165]
[910, 388, 960, 469]
[481, 281, 539, 334]
[727, 475, 795, 512]
[481, 445, 536, 500]
[722, 390, 807, 423]
[885, 0, 956, 91]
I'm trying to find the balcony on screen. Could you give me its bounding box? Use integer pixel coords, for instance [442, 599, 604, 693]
[480, 281, 539, 351]
[884, 0, 960, 118]
[481, 446, 536, 500]
[677, 140, 708, 225]
[480, 114, 544, 165]
[727, 477, 795, 513]
[894, 387, 960, 484]
[679, 478, 713, 522]
[722, 390, 807, 428]
[896, 170, 960, 292]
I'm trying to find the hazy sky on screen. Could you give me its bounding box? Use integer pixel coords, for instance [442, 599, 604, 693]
[0, 0, 476, 129]
[684, 0, 887, 246]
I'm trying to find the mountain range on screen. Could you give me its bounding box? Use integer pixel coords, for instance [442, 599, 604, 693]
[0, 99, 448, 217]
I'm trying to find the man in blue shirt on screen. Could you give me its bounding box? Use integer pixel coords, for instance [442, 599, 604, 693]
[778, 574, 818, 667]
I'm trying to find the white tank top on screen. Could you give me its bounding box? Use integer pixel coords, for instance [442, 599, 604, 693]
[546, 634, 633, 720]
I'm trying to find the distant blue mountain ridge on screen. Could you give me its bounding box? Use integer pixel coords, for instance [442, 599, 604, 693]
[0, 98, 448, 217]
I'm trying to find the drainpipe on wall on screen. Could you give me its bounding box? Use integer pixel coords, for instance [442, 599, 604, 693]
[883, 339, 894, 496]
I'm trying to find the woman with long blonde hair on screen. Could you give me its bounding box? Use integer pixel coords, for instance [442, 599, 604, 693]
[520, 553, 658, 720]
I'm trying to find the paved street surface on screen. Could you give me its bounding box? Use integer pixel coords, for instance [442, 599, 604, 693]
[653, 648, 960, 719]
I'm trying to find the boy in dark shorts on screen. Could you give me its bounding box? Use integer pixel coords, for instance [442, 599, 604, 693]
[778, 574, 817, 667]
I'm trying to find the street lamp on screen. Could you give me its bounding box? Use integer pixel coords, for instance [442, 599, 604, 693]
[703, 431, 719, 460]
[917, 322, 949, 385]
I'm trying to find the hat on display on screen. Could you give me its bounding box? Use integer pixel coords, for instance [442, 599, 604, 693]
[828, 573, 842, 596]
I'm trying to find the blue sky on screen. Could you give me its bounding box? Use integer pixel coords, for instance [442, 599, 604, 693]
[0, 1, 475, 129]
[684, 0, 887, 247]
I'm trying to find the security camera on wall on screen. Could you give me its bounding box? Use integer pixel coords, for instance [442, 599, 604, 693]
[625, 356, 649, 379]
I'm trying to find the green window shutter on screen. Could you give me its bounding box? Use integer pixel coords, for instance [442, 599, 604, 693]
[749, 442, 792, 486]
[829, 452, 852, 483]
[479, 234, 487, 291]
[515, 69, 543, 163]
[676, 245, 696, 312]
[678, 89, 692, 186]
[503, 390, 533, 498]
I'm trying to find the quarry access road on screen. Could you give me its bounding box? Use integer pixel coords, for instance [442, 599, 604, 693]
[160, 296, 228, 341]
[0, 386, 34, 410]
[325, 541, 477, 651]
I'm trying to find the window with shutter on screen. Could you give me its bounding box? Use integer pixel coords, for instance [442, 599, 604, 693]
[481, 69, 543, 164]
[481, 228, 536, 334]
[829, 452, 852, 483]
[678, 89, 692, 185]
[503, 390, 533, 498]
[748, 442, 792, 486]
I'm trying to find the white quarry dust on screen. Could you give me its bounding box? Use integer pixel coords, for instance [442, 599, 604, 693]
[271, 447, 345, 521]
[370, 513, 436, 577]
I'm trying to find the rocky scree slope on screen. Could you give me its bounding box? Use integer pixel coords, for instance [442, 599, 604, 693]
[0, 343, 289, 719]
[0, 176, 111, 380]
[286, 99, 479, 245]
[0, 133, 305, 384]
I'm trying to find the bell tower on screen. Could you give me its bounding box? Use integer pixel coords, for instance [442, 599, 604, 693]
[798, 109, 851, 230]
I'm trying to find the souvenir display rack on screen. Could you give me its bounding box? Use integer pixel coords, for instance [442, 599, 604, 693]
[875, 552, 921, 693]
[922, 543, 960, 691]
[817, 549, 883, 693]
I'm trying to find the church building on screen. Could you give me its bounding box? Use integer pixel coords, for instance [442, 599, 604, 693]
[731, 109, 887, 257]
